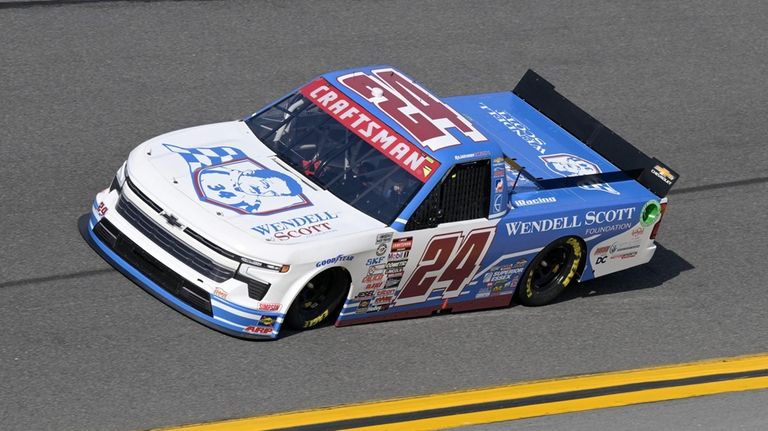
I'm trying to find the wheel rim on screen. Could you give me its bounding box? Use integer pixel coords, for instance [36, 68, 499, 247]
[531, 245, 572, 293]
[295, 271, 343, 321]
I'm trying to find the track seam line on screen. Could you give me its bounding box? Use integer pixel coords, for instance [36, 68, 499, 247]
[0, 0, 220, 9]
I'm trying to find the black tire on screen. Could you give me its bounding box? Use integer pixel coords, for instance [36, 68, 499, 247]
[285, 268, 349, 330]
[517, 237, 583, 306]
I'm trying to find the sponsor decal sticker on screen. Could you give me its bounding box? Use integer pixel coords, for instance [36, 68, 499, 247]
[391, 237, 413, 252]
[506, 207, 636, 236]
[388, 251, 410, 260]
[376, 243, 388, 256]
[97, 201, 108, 216]
[593, 245, 610, 255]
[366, 256, 386, 266]
[301, 78, 440, 181]
[355, 290, 375, 299]
[376, 232, 394, 244]
[455, 151, 491, 161]
[213, 287, 228, 299]
[513, 196, 557, 207]
[244, 326, 272, 334]
[167, 145, 312, 215]
[251, 211, 339, 241]
[257, 303, 281, 312]
[316, 254, 354, 268]
[259, 316, 275, 326]
[362, 273, 385, 283]
[363, 281, 384, 290]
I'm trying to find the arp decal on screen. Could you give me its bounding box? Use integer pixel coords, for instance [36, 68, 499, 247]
[301, 79, 439, 182]
[338, 68, 487, 151]
[540, 153, 620, 195]
[166, 144, 312, 215]
[396, 228, 495, 306]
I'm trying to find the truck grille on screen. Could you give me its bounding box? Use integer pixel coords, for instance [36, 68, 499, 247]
[116, 195, 235, 282]
[94, 218, 213, 316]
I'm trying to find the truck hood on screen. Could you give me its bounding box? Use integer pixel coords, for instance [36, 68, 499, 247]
[125, 121, 383, 254]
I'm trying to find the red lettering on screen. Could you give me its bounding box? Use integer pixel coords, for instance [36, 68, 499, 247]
[339, 69, 488, 151]
[438, 229, 493, 293]
[300, 78, 440, 182]
[396, 228, 495, 305]
[397, 234, 458, 301]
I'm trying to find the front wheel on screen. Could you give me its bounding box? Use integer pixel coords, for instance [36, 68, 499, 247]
[517, 237, 583, 306]
[285, 268, 349, 330]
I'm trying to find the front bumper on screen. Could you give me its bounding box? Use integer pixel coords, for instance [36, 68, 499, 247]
[82, 194, 284, 340]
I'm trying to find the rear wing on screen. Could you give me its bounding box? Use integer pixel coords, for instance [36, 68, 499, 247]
[512, 70, 679, 198]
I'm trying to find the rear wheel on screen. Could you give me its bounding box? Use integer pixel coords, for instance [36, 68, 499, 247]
[517, 237, 583, 306]
[285, 268, 349, 330]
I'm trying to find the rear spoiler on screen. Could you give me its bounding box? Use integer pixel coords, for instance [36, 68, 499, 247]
[512, 69, 679, 198]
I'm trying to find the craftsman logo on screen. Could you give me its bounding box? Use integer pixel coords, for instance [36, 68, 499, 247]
[301, 79, 439, 182]
[540, 153, 619, 195]
[338, 68, 487, 151]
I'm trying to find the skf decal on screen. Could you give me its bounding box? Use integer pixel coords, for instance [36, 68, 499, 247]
[338, 68, 487, 151]
[300, 78, 439, 182]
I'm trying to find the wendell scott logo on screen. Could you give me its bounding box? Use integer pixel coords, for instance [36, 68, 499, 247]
[166, 144, 312, 215]
[251, 211, 339, 241]
[540, 153, 619, 195]
[506, 207, 636, 236]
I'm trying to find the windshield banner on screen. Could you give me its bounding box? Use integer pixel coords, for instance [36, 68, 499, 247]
[300, 78, 440, 182]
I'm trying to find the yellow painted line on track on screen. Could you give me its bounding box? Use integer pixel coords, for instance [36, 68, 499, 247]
[154, 353, 768, 431]
[341, 377, 768, 431]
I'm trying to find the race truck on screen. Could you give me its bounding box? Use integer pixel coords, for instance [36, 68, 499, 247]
[82, 66, 679, 339]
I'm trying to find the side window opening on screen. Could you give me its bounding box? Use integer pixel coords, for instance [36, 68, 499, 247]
[505, 157, 540, 194]
[405, 160, 490, 231]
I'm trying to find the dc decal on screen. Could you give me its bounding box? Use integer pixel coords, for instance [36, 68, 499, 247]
[539, 153, 619, 195]
[166, 144, 312, 215]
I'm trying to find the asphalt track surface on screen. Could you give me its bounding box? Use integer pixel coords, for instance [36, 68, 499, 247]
[1, 1, 767, 430]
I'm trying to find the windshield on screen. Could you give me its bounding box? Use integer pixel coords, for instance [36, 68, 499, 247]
[245, 93, 422, 224]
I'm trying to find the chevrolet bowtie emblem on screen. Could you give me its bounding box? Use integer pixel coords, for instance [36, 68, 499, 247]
[160, 212, 183, 228]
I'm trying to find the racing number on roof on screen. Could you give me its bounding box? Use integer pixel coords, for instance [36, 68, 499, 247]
[338, 68, 487, 151]
[395, 228, 495, 306]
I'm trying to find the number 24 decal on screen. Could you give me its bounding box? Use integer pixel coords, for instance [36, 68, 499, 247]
[396, 228, 495, 306]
